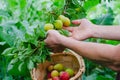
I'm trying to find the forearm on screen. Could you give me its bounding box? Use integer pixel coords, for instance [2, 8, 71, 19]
[92, 25, 120, 40]
[59, 36, 117, 62]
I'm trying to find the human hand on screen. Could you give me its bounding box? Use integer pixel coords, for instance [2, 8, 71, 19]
[64, 19, 95, 40]
[44, 30, 65, 53]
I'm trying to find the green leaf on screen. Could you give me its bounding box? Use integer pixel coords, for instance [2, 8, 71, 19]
[0, 22, 25, 46]
[83, 0, 100, 11]
[15, 21, 27, 34]
[34, 26, 46, 40]
[2, 76, 13, 80]
[1, 47, 13, 56]
[91, 8, 114, 25]
[72, 0, 80, 5]
[86, 73, 97, 80]
[8, 60, 29, 76]
[25, 33, 38, 46]
[6, 0, 18, 9]
[96, 75, 113, 80]
[53, 0, 65, 8]
[18, 62, 25, 72]
[19, 0, 26, 10]
[0, 9, 11, 17]
[105, 40, 120, 45]
[27, 60, 34, 70]
[10, 58, 18, 64]
[7, 63, 16, 74]
[0, 41, 6, 46]
[58, 29, 69, 36]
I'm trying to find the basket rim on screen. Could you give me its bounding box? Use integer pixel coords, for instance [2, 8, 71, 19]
[66, 50, 85, 80]
[51, 50, 85, 80]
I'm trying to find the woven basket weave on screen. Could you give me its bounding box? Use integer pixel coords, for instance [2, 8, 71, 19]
[31, 50, 85, 80]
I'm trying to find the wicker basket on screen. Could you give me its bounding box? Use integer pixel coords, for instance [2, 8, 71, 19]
[31, 50, 85, 80]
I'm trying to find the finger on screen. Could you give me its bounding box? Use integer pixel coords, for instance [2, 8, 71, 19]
[68, 37, 74, 39]
[44, 39, 47, 43]
[72, 20, 81, 25]
[45, 30, 52, 37]
[63, 27, 73, 32]
[44, 39, 48, 45]
[45, 30, 58, 37]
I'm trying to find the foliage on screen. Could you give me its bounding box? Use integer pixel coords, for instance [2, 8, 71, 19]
[0, 0, 120, 80]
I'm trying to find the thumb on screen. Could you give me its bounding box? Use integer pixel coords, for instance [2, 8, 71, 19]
[72, 20, 81, 25]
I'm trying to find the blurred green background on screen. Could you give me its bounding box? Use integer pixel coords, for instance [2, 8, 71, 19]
[0, 0, 120, 80]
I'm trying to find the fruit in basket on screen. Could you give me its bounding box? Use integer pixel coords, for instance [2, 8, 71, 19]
[54, 63, 64, 71]
[51, 70, 59, 77]
[47, 72, 52, 78]
[60, 71, 70, 80]
[46, 63, 76, 79]
[54, 20, 63, 30]
[52, 77, 60, 80]
[48, 65, 54, 72]
[65, 68, 74, 77]
[47, 78, 52, 80]
[44, 23, 54, 31]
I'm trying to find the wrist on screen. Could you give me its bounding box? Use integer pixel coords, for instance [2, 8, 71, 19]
[57, 35, 66, 45]
[91, 24, 99, 38]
